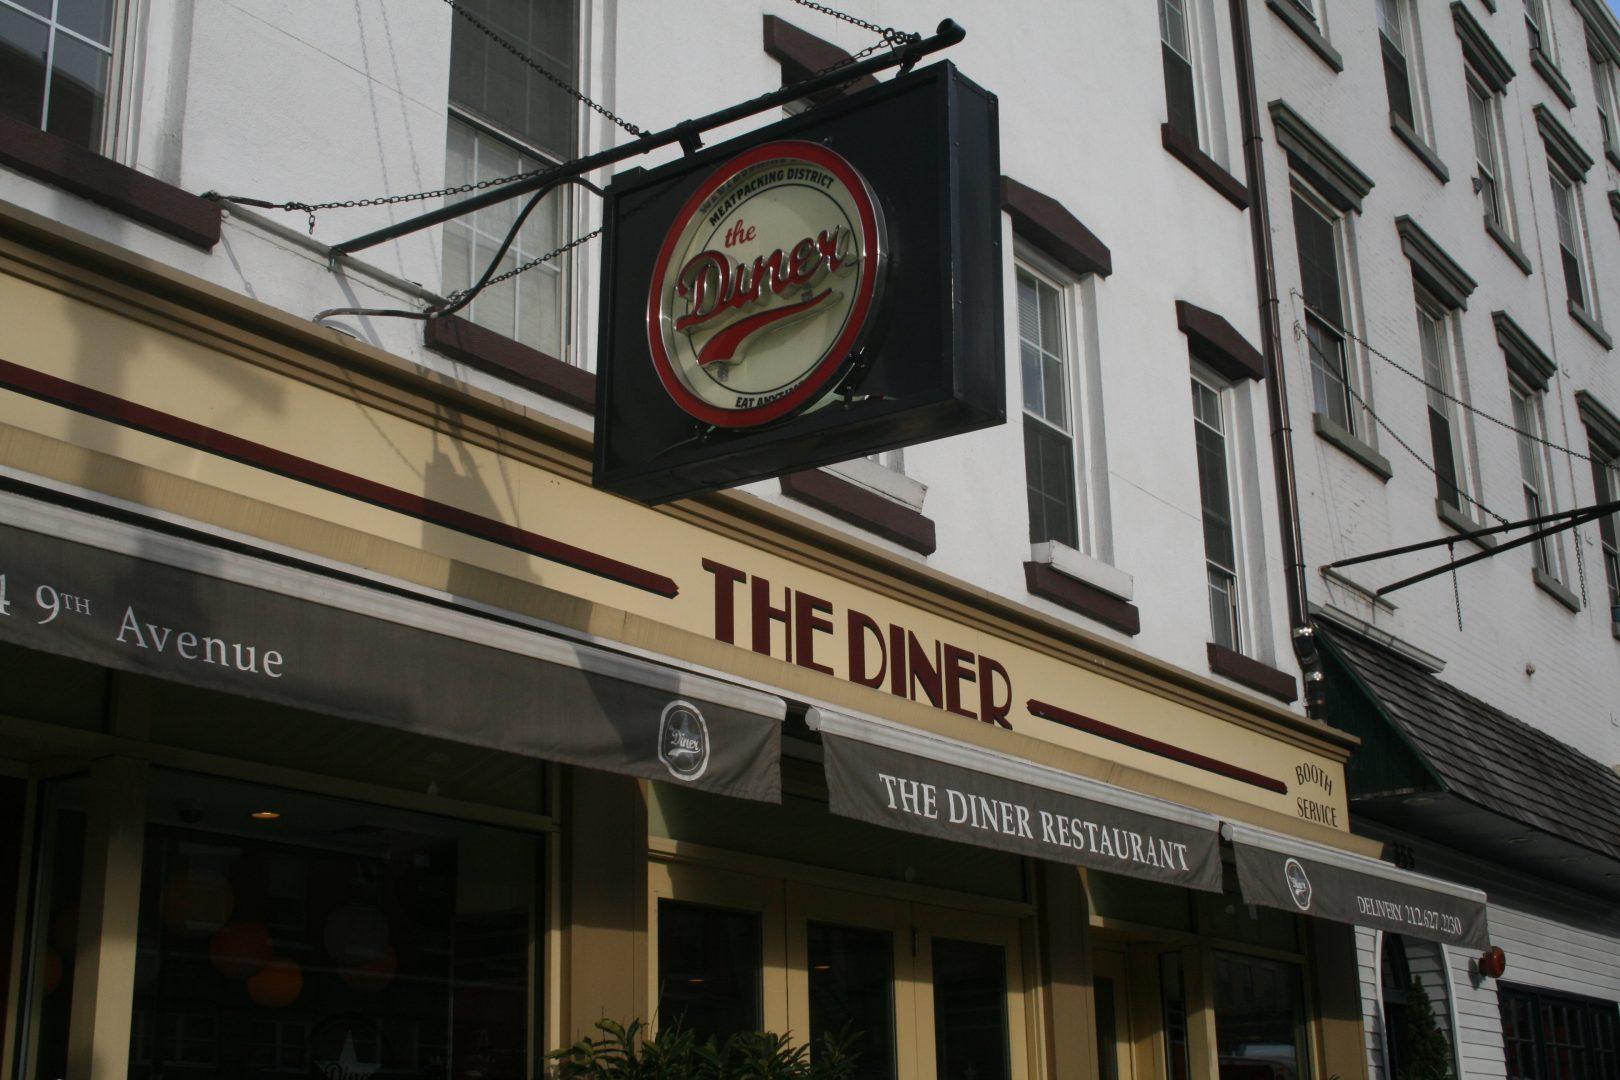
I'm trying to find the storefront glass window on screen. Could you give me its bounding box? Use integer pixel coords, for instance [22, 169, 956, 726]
[1499, 985, 1620, 1080]
[1212, 952, 1311, 1080]
[657, 900, 763, 1043]
[1161, 952, 1193, 1080]
[16, 777, 87, 1080]
[129, 770, 538, 1080]
[1095, 976, 1120, 1080]
[807, 922, 895, 1079]
[931, 937, 1010, 1080]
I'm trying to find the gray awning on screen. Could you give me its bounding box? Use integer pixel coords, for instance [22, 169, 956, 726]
[808, 706, 1224, 891]
[1225, 822, 1490, 948]
[0, 495, 784, 802]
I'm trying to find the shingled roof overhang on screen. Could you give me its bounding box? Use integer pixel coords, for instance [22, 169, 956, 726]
[1317, 622, 1620, 901]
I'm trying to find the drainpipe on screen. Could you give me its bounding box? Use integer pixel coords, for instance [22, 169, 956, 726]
[1228, 0, 1325, 716]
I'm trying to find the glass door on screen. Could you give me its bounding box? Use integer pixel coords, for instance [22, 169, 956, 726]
[1093, 945, 1135, 1080]
[912, 902, 1030, 1080]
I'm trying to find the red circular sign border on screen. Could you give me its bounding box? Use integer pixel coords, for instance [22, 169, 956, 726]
[645, 140, 883, 429]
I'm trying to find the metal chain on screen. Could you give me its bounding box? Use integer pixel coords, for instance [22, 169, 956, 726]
[788, 0, 919, 49]
[439, 227, 602, 308]
[441, 0, 645, 137]
[1292, 291, 1601, 466]
[218, 167, 550, 234]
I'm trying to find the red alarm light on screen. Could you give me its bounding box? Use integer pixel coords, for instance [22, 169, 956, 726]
[1478, 946, 1507, 978]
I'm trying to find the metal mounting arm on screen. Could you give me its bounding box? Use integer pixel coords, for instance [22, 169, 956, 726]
[330, 19, 966, 258]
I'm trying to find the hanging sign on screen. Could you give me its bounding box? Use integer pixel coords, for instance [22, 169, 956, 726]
[594, 61, 1004, 504]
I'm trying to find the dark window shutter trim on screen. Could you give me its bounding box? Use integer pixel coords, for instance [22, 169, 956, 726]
[423, 314, 597, 413]
[1395, 216, 1478, 310]
[1269, 100, 1375, 213]
[1207, 642, 1299, 703]
[1024, 562, 1141, 636]
[1000, 176, 1112, 278]
[1176, 301, 1265, 381]
[1160, 123, 1250, 209]
[1492, 310, 1557, 388]
[1576, 389, 1620, 448]
[1534, 103, 1596, 179]
[780, 470, 937, 555]
[762, 15, 879, 100]
[0, 112, 220, 249]
[1451, 3, 1516, 93]
[1530, 49, 1578, 109]
[1265, 0, 1346, 72]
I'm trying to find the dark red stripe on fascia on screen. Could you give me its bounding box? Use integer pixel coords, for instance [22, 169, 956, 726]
[0, 358, 679, 598]
[1026, 697, 1288, 794]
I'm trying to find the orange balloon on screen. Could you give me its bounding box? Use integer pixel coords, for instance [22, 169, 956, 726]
[161, 868, 234, 938]
[209, 920, 272, 980]
[245, 956, 303, 1008]
[339, 944, 397, 993]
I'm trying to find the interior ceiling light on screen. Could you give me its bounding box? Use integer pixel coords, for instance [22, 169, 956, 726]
[250, 810, 282, 821]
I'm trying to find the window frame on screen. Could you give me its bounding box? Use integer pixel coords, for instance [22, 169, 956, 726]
[1590, 43, 1620, 156]
[1377, 0, 1421, 133]
[1509, 377, 1564, 580]
[1587, 427, 1620, 632]
[1191, 367, 1245, 655]
[1498, 982, 1620, 1080]
[1414, 290, 1475, 516]
[442, 0, 584, 363]
[0, 0, 132, 157]
[1523, 0, 1554, 61]
[1160, 0, 1200, 147]
[1548, 162, 1598, 321]
[1467, 68, 1512, 237]
[1290, 178, 1364, 438]
[1015, 252, 1089, 554]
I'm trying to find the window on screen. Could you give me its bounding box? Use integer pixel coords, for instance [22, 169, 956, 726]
[1377, 0, 1416, 129]
[0, 0, 117, 151]
[1524, 0, 1549, 55]
[1381, 934, 1415, 1078]
[1510, 380, 1561, 578]
[1550, 167, 1593, 314]
[1192, 374, 1242, 652]
[1381, 936, 1458, 1080]
[443, 0, 578, 358]
[1212, 952, 1311, 1080]
[1499, 985, 1620, 1080]
[1291, 185, 1355, 434]
[1160, 0, 1198, 145]
[658, 900, 765, 1043]
[1469, 73, 1508, 233]
[1592, 45, 1619, 153]
[1416, 297, 1470, 513]
[1018, 264, 1082, 550]
[1588, 431, 1620, 628]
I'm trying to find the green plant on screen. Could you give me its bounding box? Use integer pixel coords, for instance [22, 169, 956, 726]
[549, 1019, 859, 1080]
[1397, 977, 1454, 1080]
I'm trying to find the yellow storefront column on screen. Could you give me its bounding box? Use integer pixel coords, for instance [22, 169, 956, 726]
[65, 756, 148, 1080]
[1311, 921, 1373, 1080]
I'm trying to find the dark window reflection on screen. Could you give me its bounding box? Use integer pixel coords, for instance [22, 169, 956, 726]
[1161, 952, 1192, 1080]
[19, 778, 87, 1080]
[808, 922, 895, 1079]
[1095, 975, 1119, 1080]
[129, 771, 536, 1080]
[1213, 952, 1310, 1080]
[657, 900, 762, 1044]
[932, 937, 1010, 1080]
[0, 0, 112, 149]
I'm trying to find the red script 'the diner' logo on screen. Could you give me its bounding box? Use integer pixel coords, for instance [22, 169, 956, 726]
[646, 141, 886, 428]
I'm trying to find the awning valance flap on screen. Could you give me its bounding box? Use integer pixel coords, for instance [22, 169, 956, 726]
[808, 706, 1224, 891]
[1225, 821, 1490, 948]
[0, 496, 784, 802]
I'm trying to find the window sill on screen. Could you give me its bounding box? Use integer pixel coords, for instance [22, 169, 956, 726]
[1160, 123, 1250, 209]
[1530, 49, 1577, 110]
[1390, 115, 1449, 183]
[1313, 414, 1392, 481]
[0, 111, 220, 249]
[1606, 142, 1620, 174]
[1024, 559, 1141, 636]
[1266, 0, 1344, 72]
[1568, 300, 1614, 351]
[823, 456, 927, 513]
[1532, 566, 1582, 612]
[779, 470, 937, 555]
[423, 315, 597, 413]
[1207, 642, 1298, 704]
[1030, 541, 1135, 600]
[1484, 217, 1533, 276]
[1436, 498, 1498, 550]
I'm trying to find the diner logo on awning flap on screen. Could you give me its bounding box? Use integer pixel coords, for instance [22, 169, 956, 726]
[658, 700, 711, 782]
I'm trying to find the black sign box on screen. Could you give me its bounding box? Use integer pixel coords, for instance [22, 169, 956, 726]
[593, 61, 1003, 504]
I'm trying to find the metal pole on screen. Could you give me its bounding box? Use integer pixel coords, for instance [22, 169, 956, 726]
[1325, 500, 1620, 571]
[331, 19, 967, 257]
[1374, 507, 1608, 597]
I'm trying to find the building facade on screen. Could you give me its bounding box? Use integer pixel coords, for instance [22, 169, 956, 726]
[0, 2, 1608, 1080]
[1247, 1, 1620, 1080]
